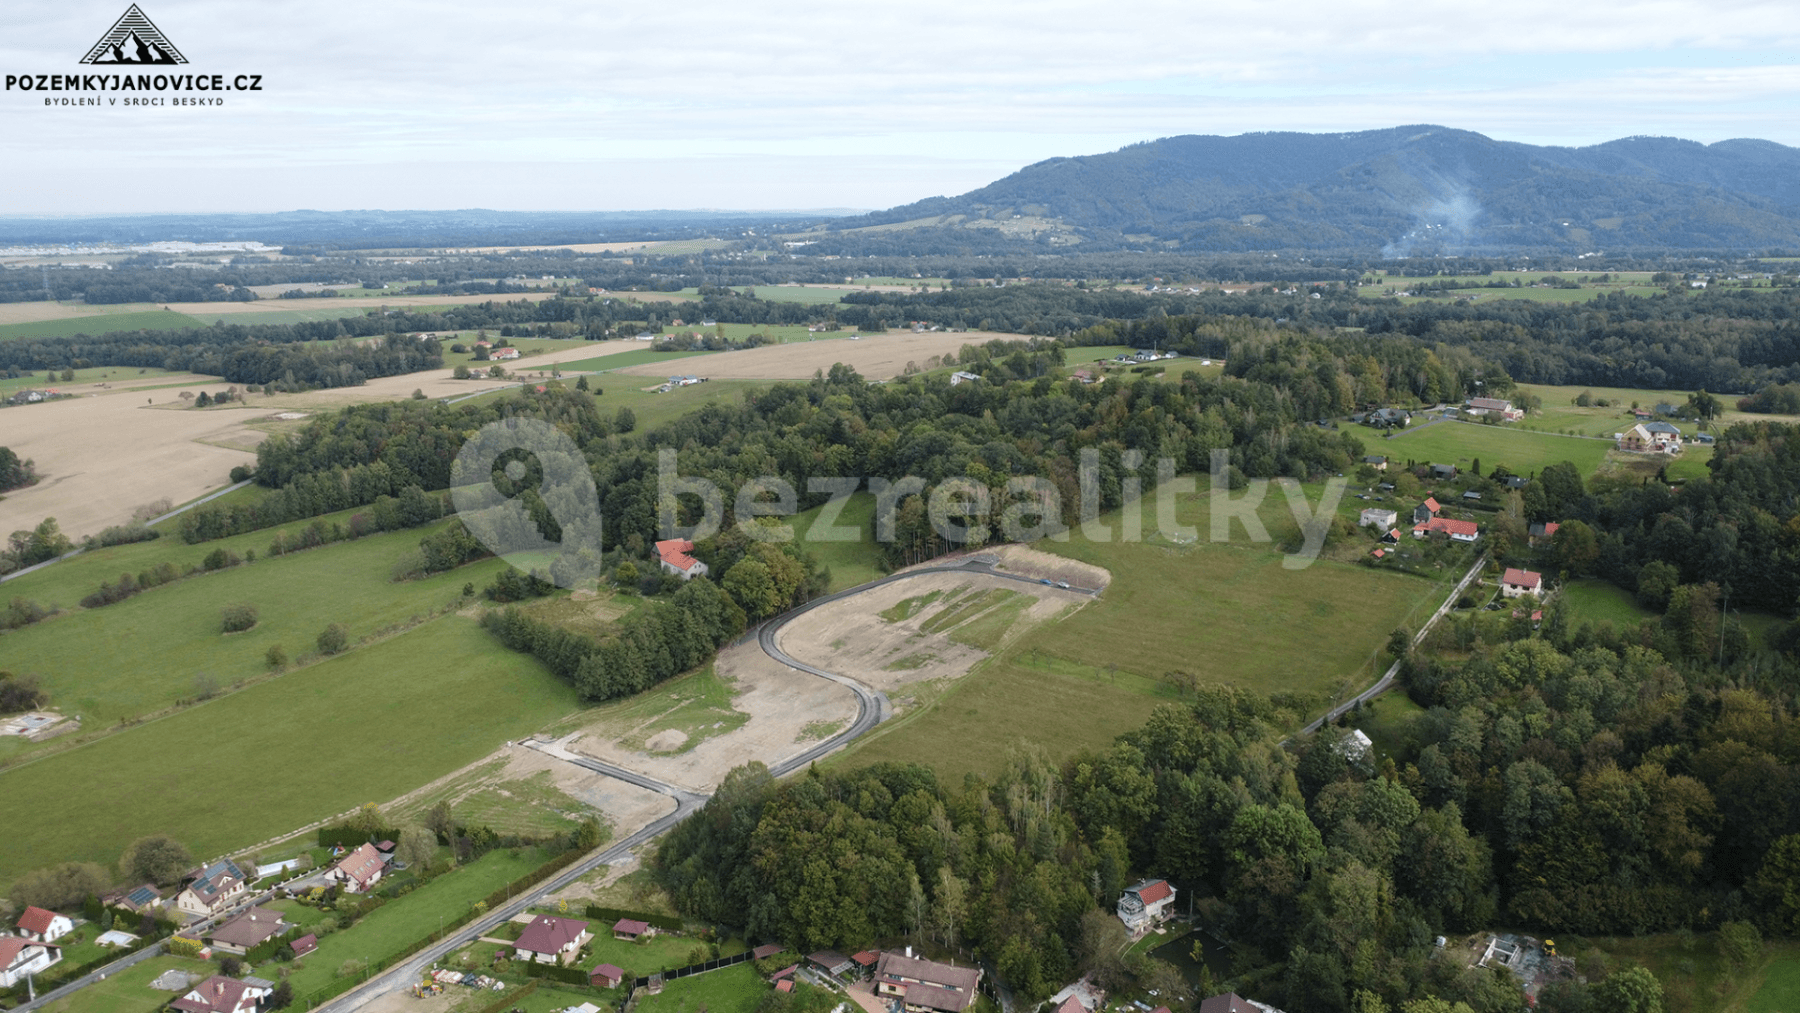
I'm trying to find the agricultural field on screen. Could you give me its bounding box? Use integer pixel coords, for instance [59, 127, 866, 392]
[1379, 419, 1612, 479]
[0, 364, 193, 397]
[1357, 272, 1665, 304]
[0, 308, 207, 340]
[611, 330, 1016, 382]
[384, 757, 610, 839]
[0, 616, 580, 889]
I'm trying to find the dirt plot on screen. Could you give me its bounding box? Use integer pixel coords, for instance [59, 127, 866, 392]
[387, 744, 675, 842]
[256, 341, 664, 408]
[0, 390, 261, 540]
[569, 641, 858, 794]
[777, 572, 1092, 695]
[613, 330, 1020, 381]
[946, 544, 1112, 590]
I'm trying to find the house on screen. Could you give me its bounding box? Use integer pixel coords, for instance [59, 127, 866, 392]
[490, 347, 521, 361]
[290, 934, 318, 958]
[1431, 464, 1457, 480]
[613, 918, 651, 941]
[1465, 397, 1523, 421]
[1528, 521, 1560, 546]
[1198, 994, 1286, 1013]
[1363, 455, 1388, 470]
[1644, 421, 1684, 451]
[1359, 508, 1398, 530]
[176, 859, 247, 917]
[591, 964, 626, 988]
[1054, 996, 1087, 1013]
[654, 539, 708, 580]
[1365, 407, 1411, 428]
[1632, 408, 1655, 420]
[327, 843, 385, 894]
[105, 884, 162, 914]
[853, 951, 880, 972]
[1070, 369, 1100, 384]
[1117, 878, 1177, 933]
[0, 936, 60, 987]
[1413, 517, 1480, 543]
[875, 949, 983, 1013]
[515, 915, 590, 965]
[1412, 498, 1441, 525]
[1502, 475, 1529, 490]
[169, 975, 273, 1013]
[776, 980, 795, 993]
[809, 950, 856, 977]
[1501, 568, 1544, 598]
[949, 371, 982, 386]
[209, 907, 287, 953]
[16, 906, 74, 943]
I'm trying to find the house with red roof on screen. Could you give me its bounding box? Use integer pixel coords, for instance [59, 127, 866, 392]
[16, 906, 73, 943]
[290, 933, 318, 958]
[169, 975, 273, 1013]
[654, 539, 708, 580]
[1412, 517, 1479, 543]
[1117, 878, 1177, 933]
[0, 936, 61, 988]
[1500, 568, 1543, 598]
[776, 980, 795, 993]
[490, 347, 521, 361]
[327, 843, 386, 894]
[514, 915, 590, 965]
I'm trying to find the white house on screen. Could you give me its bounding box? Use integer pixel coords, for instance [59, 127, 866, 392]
[176, 859, 247, 917]
[514, 915, 591, 965]
[950, 371, 982, 385]
[15, 906, 74, 943]
[170, 975, 274, 1013]
[1359, 508, 1398, 530]
[1117, 879, 1177, 933]
[0, 937, 61, 988]
[1465, 397, 1523, 421]
[654, 539, 708, 580]
[1500, 568, 1543, 598]
[327, 843, 386, 894]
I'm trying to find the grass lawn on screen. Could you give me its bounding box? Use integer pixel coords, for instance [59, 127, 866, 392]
[1380, 420, 1612, 479]
[0, 515, 511, 731]
[1568, 934, 1800, 1013]
[580, 866, 682, 919]
[0, 309, 207, 341]
[1562, 578, 1655, 630]
[579, 930, 711, 977]
[1747, 946, 1800, 1013]
[1353, 691, 1428, 763]
[279, 847, 553, 998]
[47, 953, 219, 1013]
[1513, 383, 1800, 440]
[0, 616, 580, 889]
[634, 961, 768, 1013]
[791, 491, 886, 592]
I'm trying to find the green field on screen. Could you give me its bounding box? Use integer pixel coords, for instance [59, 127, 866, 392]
[578, 926, 715, 976]
[1357, 273, 1666, 305]
[1562, 578, 1654, 629]
[733, 285, 851, 305]
[836, 490, 1452, 781]
[1568, 934, 1800, 1013]
[0, 364, 188, 396]
[0, 616, 579, 887]
[1513, 383, 1800, 440]
[0, 309, 207, 340]
[791, 491, 886, 591]
[0, 516, 511, 733]
[48, 953, 220, 1013]
[1380, 419, 1612, 478]
[1747, 948, 1800, 1013]
[635, 961, 768, 1013]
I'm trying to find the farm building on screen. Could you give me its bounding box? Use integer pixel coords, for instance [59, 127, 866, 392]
[1501, 568, 1543, 598]
[489, 347, 521, 361]
[1465, 397, 1523, 421]
[15, 906, 73, 943]
[654, 539, 708, 580]
[514, 915, 590, 965]
[875, 949, 983, 1013]
[0, 937, 61, 988]
[1117, 879, 1177, 932]
[176, 860, 247, 917]
[326, 843, 386, 894]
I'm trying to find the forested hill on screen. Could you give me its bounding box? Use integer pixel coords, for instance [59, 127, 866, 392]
[853, 126, 1800, 253]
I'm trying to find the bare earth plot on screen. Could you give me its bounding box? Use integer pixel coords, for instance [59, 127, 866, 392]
[569, 641, 858, 794]
[385, 744, 674, 843]
[612, 330, 1021, 380]
[0, 390, 263, 540]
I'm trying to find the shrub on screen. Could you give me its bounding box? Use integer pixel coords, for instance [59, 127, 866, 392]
[2, 597, 53, 630]
[266, 644, 289, 668]
[230, 465, 254, 483]
[221, 603, 259, 633]
[317, 623, 349, 655]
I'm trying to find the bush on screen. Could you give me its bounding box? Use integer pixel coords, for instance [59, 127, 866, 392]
[0, 671, 48, 713]
[230, 465, 254, 483]
[221, 603, 259, 633]
[266, 644, 289, 668]
[2, 597, 53, 630]
[317, 623, 349, 655]
[203, 547, 243, 572]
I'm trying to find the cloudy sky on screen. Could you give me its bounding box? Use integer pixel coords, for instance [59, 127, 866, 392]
[4, 0, 1798, 214]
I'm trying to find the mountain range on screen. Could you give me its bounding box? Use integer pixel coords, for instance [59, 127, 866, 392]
[848, 125, 1800, 254]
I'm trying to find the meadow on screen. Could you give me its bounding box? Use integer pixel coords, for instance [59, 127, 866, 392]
[1513, 382, 1800, 439]
[1561, 578, 1655, 629]
[0, 616, 579, 888]
[0, 309, 207, 340]
[387, 759, 610, 838]
[0, 364, 189, 396]
[634, 961, 768, 1013]
[1378, 419, 1613, 478]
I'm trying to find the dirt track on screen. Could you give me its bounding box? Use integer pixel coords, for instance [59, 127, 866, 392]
[612, 330, 1018, 380]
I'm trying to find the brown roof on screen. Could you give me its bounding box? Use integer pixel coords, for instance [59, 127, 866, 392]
[592, 963, 626, 985]
[1198, 995, 1260, 1013]
[752, 944, 785, 960]
[1502, 567, 1542, 589]
[853, 950, 879, 966]
[516, 915, 589, 955]
[613, 918, 650, 936]
[777, 980, 795, 993]
[809, 950, 854, 972]
[333, 843, 384, 888]
[0, 937, 39, 968]
[171, 975, 266, 1013]
[875, 952, 981, 1012]
[16, 906, 59, 936]
[290, 934, 318, 957]
[210, 907, 286, 949]
[1055, 996, 1086, 1013]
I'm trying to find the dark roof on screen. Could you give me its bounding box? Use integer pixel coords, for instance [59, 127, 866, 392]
[186, 860, 245, 905]
[613, 918, 650, 936]
[809, 950, 854, 972]
[516, 915, 589, 955]
[752, 943, 785, 960]
[126, 885, 160, 907]
[1198, 995, 1262, 1013]
[874, 951, 981, 1012]
[290, 934, 318, 957]
[209, 907, 286, 949]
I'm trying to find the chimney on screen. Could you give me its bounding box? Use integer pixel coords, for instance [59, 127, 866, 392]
[905, 946, 912, 959]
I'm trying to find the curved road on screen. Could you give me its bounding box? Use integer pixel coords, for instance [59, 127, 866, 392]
[314, 555, 1080, 1011]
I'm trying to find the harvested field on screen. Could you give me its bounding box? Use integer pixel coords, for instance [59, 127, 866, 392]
[0, 388, 261, 540]
[777, 572, 1091, 695]
[612, 330, 1022, 380]
[254, 340, 661, 408]
[567, 640, 858, 794]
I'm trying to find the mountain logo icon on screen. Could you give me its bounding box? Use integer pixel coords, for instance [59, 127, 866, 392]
[80, 5, 187, 65]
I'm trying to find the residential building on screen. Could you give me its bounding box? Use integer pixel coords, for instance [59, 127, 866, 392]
[1528, 522, 1560, 546]
[16, 906, 74, 943]
[875, 949, 983, 1013]
[1198, 994, 1286, 1013]
[1413, 517, 1480, 543]
[613, 918, 651, 941]
[1502, 475, 1529, 490]
[1365, 407, 1411, 428]
[169, 975, 273, 1013]
[949, 371, 982, 386]
[490, 347, 521, 361]
[0, 937, 61, 988]
[1412, 498, 1441, 525]
[1117, 878, 1177, 933]
[1500, 568, 1543, 598]
[327, 843, 385, 894]
[290, 934, 318, 958]
[176, 860, 247, 918]
[514, 915, 590, 965]
[1431, 464, 1457, 480]
[654, 539, 708, 580]
[1465, 397, 1523, 421]
[1359, 508, 1398, 530]
[104, 884, 161, 914]
[209, 908, 287, 953]
[1363, 455, 1388, 470]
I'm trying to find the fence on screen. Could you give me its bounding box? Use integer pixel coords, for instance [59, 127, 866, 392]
[631, 950, 751, 989]
[584, 906, 682, 933]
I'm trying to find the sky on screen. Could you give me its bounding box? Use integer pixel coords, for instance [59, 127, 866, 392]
[3, 0, 1798, 214]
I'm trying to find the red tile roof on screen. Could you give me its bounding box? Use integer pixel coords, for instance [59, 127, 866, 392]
[1055, 996, 1087, 1013]
[777, 980, 795, 993]
[516, 915, 588, 956]
[654, 539, 701, 573]
[1423, 497, 1441, 513]
[1502, 568, 1542, 590]
[16, 906, 59, 936]
[853, 951, 879, 966]
[1134, 879, 1173, 905]
[1414, 517, 1479, 538]
[0, 937, 32, 968]
[291, 934, 317, 957]
[332, 843, 384, 889]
